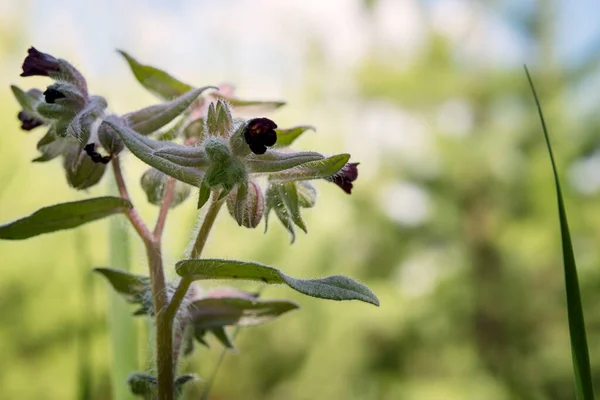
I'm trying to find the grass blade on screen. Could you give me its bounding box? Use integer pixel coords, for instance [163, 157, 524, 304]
[108, 180, 138, 400]
[525, 65, 595, 399]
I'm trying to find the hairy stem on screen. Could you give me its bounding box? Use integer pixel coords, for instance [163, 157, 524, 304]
[111, 156, 153, 244]
[153, 178, 176, 239]
[112, 156, 173, 399]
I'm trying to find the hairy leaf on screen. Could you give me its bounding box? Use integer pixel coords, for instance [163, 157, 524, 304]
[94, 268, 150, 304]
[176, 259, 379, 306]
[118, 50, 193, 99]
[268, 153, 350, 183]
[274, 125, 315, 148]
[0, 197, 131, 240]
[124, 86, 215, 135]
[189, 297, 299, 329]
[106, 119, 205, 186]
[246, 151, 324, 174]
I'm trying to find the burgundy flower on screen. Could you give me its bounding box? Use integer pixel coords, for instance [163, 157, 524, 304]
[84, 143, 112, 164]
[43, 88, 66, 104]
[327, 162, 359, 194]
[243, 117, 277, 154]
[20, 47, 60, 77]
[17, 111, 44, 131]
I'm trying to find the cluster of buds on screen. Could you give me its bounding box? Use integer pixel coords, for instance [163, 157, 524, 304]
[12, 47, 359, 240]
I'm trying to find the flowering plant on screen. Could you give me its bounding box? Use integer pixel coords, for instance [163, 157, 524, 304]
[2, 47, 378, 399]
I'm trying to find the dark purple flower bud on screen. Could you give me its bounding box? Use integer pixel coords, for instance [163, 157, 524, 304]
[84, 143, 111, 164]
[243, 117, 278, 155]
[327, 162, 359, 194]
[17, 111, 44, 131]
[43, 88, 66, 104]
[20, 47, 61, 77]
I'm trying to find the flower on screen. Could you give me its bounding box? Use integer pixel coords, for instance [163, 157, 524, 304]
[84, 143, 112, 164]
[326, 162, 359, 194]
[20, 47, 60, 77]
[17, 111, 44, 131]
[243, 117, 277, 154]
[43, 88, 66, 104]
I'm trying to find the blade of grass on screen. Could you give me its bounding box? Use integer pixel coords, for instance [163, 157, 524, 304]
[525, 65, 595, 400]
[75, 230, 93, 400]
[108, 179, 138, 400]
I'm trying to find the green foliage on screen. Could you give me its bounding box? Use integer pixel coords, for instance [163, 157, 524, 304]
[268, 153, 350, 182]
[176, 259, 380, 306]
[274, 125, 315, 148]
[118, 50, 193, 99]
[0, 197, 131, 240]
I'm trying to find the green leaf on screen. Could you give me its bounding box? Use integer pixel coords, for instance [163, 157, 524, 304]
[176, 259, 380, 306]
[0, 197, 131, 240]
[94, 268, 151, 304]
[105, 119, 206, 186]
[269, 153, 350, 183]
[210, 326, 235, 349]
[189, 297, 299, 329]
[212, 93, 285, 113]
[32, 128, 70, 162]
[124, 86, 215, 135]
[277, 182, 306, 232]
[118, 50, 193, 99]
[526, 66, 595, 400]
[274, 125, 315, 148]
[265, 183, 297, 242]
[246, 151, 324, 174]
[11, 85, 43, 113]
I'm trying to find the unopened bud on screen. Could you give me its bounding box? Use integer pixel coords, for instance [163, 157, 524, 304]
[63, 146, 107, 190]
[141, 168, 191, 208]
[206, 99, 232, 137]
[98, 115, 125, 155]
[226, 181, 265, 228]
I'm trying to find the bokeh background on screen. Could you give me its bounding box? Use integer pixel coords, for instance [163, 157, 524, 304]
[1, 0, 600, 399]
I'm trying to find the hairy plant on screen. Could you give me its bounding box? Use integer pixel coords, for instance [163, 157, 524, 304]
[2, 47, 379, 399]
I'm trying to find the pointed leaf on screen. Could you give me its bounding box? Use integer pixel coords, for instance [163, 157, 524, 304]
[246, 151, 324, 174]
[526, 67, 595, 399]
[277, 182, 306, 232]
[274, 125, 315, 148]
[106, 119, 205, 186]
[94, 268, 151, 304]
[118, 50, 193, 99]
[212, 93, 285, 113]
[0, 197, 131, 240]
[210, 326, 235, 349]
[124, 86, 215, 135]
[268, 153, 350, 183]
[189, 297, 299, 329]
[32, 128, 70, 162]
[176, 259, 379, 306]
[11, 85, 43, 113]
[265, 183, 296, 242]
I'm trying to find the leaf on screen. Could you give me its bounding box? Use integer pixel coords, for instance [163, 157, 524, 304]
[212, 93, 285, 113]
[176, 259, 380, 306]
[525, 66, 595, 400]
[274, 125, 315, 148]
[246, 151, 324, 174]
[124, 86, 215, 135]
[118, 50, 193, 99]
[11, 85, 43, 113]
[0, 197, 131, 240]
[210, 326, 235, 349]
[105, 119, 206, 186]
[94, 268, 151, 304]
[32, 128, 70, 163]
[277, 182, 306, 232]
[268, 153, 350, 183]
[189, 297, 299, 329]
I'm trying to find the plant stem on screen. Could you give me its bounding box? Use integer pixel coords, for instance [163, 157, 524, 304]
[154, 178, 176, 239]
[111, 156, 153, 245]
[112, 156, 174, 399]
[166, 195, 225, 321]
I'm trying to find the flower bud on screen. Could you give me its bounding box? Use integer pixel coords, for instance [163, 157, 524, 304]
[98, 115, 125, 155]
[226, 181, 265, 228]
[325, 162, 359, 194]
[140, 168, 191, 208]
[63, 146, 107, 190]
[206, 99, 232, 137]
[20, 47, 60, 77]
[43, 82, 87, 110]
[17, 111, 43, 131]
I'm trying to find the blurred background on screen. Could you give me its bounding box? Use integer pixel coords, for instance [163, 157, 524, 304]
[1, 0, 600, 399]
